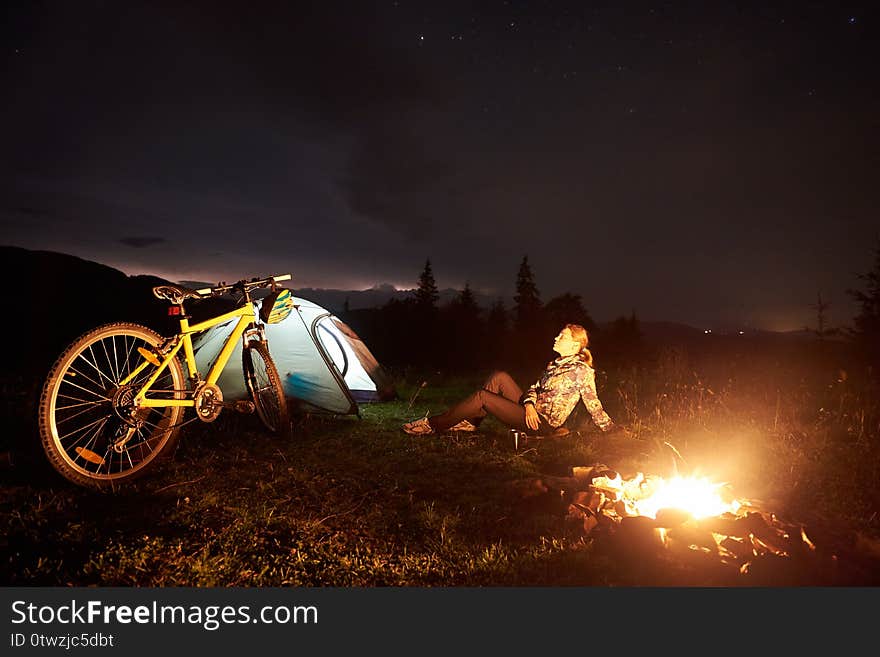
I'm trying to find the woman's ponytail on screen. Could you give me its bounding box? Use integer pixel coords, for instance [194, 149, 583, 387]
[581, 347, 594, 368]
[565, 323, 595, 368]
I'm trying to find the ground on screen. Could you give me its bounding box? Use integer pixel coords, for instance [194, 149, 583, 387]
[2, 378, 879, 587]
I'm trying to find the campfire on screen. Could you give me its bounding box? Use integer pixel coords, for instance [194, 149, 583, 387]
[538, 464, 850, 585]
[587, 469, 742, 521]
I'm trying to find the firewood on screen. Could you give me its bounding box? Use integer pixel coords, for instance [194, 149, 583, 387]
[654, 507, 692, 528]
[571, 464, 610, 481]
[615, 516, 665, 557]
[696, 514, 742, 537]
[718, 536, 752, 561]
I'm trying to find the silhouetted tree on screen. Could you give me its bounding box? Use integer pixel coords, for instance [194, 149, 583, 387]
[371, 297, 419, 369]
[456, 282, 478, 314]
[443, 282, 484, 371]
[414, 258, 439, 312]
[512, 256, 547, 370]
[847, 240, 880, 368]
[410, 259, 441, 369]
[544, 293, 597, 334]
[604, 310, 644, 366]
[806, 292, 839, 341]
[513, 255, 542, 330]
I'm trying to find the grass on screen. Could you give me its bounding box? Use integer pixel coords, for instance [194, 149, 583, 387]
[2, 342, 880, 586]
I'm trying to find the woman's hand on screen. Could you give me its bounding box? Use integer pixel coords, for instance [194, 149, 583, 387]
[524, 403, 540, 431]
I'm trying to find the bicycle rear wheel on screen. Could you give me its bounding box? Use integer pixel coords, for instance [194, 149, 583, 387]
[242, 340, 290, 435]
[38, 322, 186, 490]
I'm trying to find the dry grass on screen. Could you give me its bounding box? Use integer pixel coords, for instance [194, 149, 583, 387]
[1, 338, 878, 586]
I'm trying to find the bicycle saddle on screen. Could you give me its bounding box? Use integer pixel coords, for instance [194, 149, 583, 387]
[152, 284, 204, 305]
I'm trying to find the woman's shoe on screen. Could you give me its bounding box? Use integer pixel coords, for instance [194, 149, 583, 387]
[402, 417, 434, 435]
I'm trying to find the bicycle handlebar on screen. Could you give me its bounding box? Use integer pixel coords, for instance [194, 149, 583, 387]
[195, 273, 292, 297]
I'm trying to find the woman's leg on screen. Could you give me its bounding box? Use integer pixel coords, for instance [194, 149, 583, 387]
[428, 388, 528, 433]
[481, 370, 523, 403]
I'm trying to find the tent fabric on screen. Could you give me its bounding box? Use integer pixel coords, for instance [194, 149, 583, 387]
[191, 296, 393, 415]
[329, 318, 396, 400]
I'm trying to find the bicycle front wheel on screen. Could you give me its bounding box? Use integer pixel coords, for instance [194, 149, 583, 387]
[242, 340, 290, 435]
[38, 322, 186, 490]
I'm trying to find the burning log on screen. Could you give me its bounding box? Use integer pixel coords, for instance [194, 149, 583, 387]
[718, 536, 752, 561]
[565, 502, 599, 535]
[557, 463, 852, 584]
[654, 507, 692, 528]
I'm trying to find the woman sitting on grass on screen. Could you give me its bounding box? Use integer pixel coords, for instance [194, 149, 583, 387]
[402, 323, 617, 437]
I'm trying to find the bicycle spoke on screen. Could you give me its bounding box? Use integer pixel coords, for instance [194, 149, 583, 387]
[114, 334, 125, 383]
[139, 416, 168, 432]
[56, 394, 106, 407]
[101, 335, 117, 383]
[59, 414, 111, 443]
[56, 404, 104, 425]
[83, 345, 117, 387]
[133, 427, 156, 453]
[122, 334, 139, 379]
[65, 364, 105, 391]
[70, 417, 110, 461]
[99, 338, 119, 385]
[59, 377, 110, 401]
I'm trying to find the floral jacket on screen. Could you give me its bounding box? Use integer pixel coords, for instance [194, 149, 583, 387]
[520, 354, 614, 430]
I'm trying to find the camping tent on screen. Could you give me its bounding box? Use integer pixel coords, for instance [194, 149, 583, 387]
[191, 296, 395, 415]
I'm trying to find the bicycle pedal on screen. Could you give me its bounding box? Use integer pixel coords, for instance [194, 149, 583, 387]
[231, 400, 256, 414]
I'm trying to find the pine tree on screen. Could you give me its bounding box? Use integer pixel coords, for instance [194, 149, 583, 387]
[513, 255, 542, 329]
[847, 240, 880, 365]
[443, 282, 484, 371]
[456, 282, 479, 315]
[544, 293, 597, 333]
[806, 292, 838, 341]
[414, 258, 439, 311]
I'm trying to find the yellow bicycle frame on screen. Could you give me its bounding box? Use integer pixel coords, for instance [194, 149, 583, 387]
[119, 302, 260, 408]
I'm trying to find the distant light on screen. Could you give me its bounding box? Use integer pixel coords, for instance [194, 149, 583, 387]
[849, 17, 856, 24]
[738, 330, 744, 335]
[704, 329, 712, 334]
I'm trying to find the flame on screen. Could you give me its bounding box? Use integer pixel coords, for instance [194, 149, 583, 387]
[571, 465, 827, 578]
[593, 472, 741, 520]
[634, 475, 740, 519]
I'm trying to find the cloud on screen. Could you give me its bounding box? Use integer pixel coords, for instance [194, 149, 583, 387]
[119, 236, 166, 248]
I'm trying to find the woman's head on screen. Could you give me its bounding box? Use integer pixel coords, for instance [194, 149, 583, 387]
[552, 323, 594, 366]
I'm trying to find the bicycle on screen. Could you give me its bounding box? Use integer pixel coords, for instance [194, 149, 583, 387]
[37, 273, 294, 490]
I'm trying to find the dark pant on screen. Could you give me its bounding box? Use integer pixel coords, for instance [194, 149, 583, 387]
[429, 371, 539, 433]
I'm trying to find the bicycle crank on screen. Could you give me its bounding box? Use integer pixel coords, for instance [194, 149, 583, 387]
[193, 383, 223, 422]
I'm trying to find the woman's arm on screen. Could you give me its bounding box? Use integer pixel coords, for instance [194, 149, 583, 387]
[579, 367, 614, 431]
[520, 379, 541, 430]
[520, 379, 539, 407]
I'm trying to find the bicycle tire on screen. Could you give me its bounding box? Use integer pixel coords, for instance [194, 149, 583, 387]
[242, 340, 290, 436]
[38, 322, 186, 491]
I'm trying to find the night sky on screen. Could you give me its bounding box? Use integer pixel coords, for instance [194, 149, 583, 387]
[2, 1, 877, 331]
